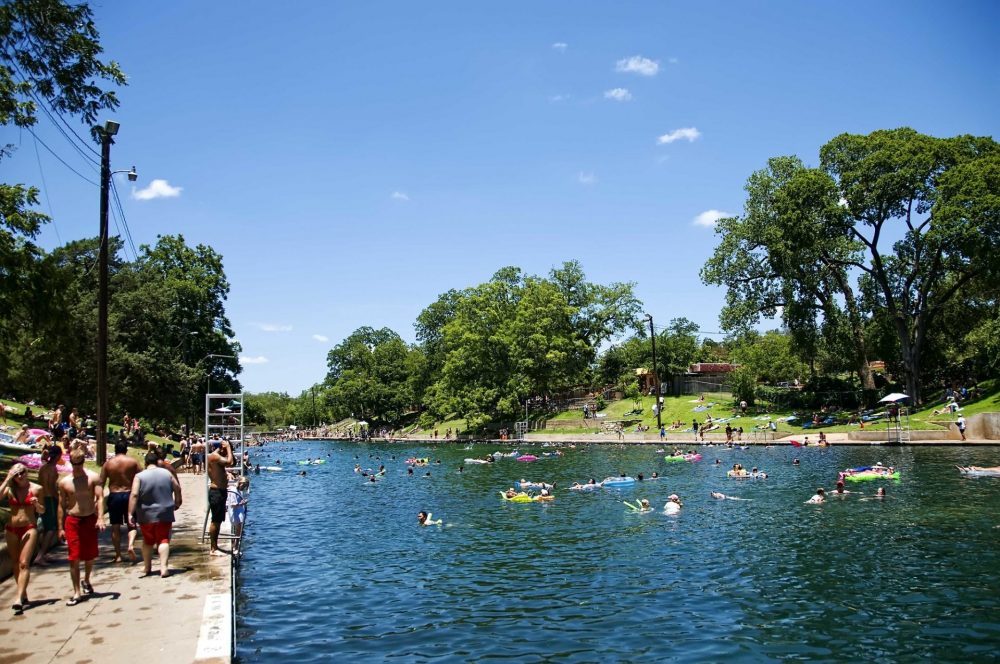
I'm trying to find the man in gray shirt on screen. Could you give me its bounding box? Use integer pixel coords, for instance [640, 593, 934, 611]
[128, 451, 182, 578]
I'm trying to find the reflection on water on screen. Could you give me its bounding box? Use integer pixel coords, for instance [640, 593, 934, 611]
[236, 443, 1000, 662]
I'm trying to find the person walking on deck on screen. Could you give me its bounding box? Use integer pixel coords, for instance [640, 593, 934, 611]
[58, 448, 105, 606]
[129, 451, 182, 577]
[36, 445, 62, 564]
[99, 441, 141, 563]
[2, 463, 44, 613]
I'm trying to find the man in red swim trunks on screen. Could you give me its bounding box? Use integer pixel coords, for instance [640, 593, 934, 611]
[57, 447, 106, 606]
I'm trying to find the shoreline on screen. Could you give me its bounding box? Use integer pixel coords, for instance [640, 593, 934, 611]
[274, 434, 998, 446]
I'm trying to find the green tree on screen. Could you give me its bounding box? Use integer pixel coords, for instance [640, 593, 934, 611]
[702, 156, 877, 395]
[0, 0, 125, 385]
[704, 129, 1000, 403]
[111, 235, 240, 426]
[325, 327, 412, 424]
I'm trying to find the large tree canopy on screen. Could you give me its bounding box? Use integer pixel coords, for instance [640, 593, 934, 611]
[704, 128, 1000, 403]
[0, 0, 125, 374]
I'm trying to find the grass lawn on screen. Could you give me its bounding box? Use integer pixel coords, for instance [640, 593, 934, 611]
[541, 381, 1000, 437]
[402, 380, 999, 439]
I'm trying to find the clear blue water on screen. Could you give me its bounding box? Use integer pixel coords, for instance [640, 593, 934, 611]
[236, 442, 1000, 663]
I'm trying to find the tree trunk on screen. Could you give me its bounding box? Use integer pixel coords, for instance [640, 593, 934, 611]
[833, 270, 876, 394]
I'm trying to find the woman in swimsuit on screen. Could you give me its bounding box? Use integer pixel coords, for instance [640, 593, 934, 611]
[1, 463, 45, 613]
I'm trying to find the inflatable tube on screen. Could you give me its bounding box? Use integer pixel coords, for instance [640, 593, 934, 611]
[727, 471, 766, 479]
[533, 495, 555, 502]
[569, 483, 600, 491]
[261, 466, 283, 471]
[298, 460, 326, 465]
[516, 455, 538, 462]
[843, 471, 899, 482]
[464, 458, 490, 464]
[18, 453, 72, 473]
[499, 491, 533, 503]
[602, 477, 636, 487]
[665, 454, 702, 463]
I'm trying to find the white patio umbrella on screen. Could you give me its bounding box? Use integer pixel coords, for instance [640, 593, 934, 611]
[879, 393, 910, 403]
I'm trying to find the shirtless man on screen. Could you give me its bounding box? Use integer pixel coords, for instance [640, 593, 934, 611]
[190, 437, 206, 475]
[35, 446, 62, 563]
[99, 441, 141, 562]
[207, 438, 233, 556]
[58, 448, 105, 605]
[13, 424, 31, 445]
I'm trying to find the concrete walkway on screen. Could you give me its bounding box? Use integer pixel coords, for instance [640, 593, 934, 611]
[0, 474, 232, 664]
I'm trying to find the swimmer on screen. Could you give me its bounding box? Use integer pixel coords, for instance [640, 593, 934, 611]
[624, 498, 653, 512]
[833, 480, 850, 495]
[417, 511, 442, 526]
[298, 470, 306, 476]
[711, 491, 726, 500]
[806, 487, 826, 504]
[505, 487, 517, 499]
[663, 494, 683, 514]
[875, 487, 886, 498]
[793, 458, 801, 465]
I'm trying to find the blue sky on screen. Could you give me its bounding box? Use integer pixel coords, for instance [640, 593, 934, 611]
[6, 1, 999, 394]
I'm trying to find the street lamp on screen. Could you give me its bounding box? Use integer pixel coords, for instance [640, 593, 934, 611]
[644, 314, 662, 430]
[202, 353, 237, 396]
[96, 121, 137, 465]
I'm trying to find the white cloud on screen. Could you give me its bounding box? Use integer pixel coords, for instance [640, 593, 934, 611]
[668, 57, 679, 65]
[312, 334, 329, 342]
[549, 94, 569, 102]
[604, 88, 632, 102]
[131, 179, 182, 201]
[552, 42, 567, 52]
[615, 55, 659, 76]
[578, 172, 597, 185]
[693, 210, 733, 227]
[391, 191, 409, 201]
[657, 127, 701, 144]
[255, 323, 293, 332]
[240, 355, 269, 365]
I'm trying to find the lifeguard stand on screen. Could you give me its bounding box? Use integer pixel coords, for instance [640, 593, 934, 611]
[880, 394, 912, 445]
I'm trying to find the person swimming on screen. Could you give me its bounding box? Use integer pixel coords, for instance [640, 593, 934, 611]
[806, 487, 826, 504]
[664, 494, 683, 513]
[418, 511, 442, 526]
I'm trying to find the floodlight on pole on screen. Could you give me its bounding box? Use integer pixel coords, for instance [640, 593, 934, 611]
[96, 121, 133, 465]
[644, 314, 662, 430]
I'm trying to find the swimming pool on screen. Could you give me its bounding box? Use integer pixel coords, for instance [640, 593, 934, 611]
[236, 442, 1000, 662]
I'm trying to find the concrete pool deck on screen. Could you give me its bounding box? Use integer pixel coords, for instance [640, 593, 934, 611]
[0, 473, 232, 664]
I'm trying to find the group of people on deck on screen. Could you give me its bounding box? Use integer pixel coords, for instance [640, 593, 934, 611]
[1, 430, 242, 614]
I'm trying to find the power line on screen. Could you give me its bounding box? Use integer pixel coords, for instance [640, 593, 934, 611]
[24, 127, 98, 186]
[31, 132, 62, 244]
[110, 178, 138, 261]
[10, 60, 101, 169]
